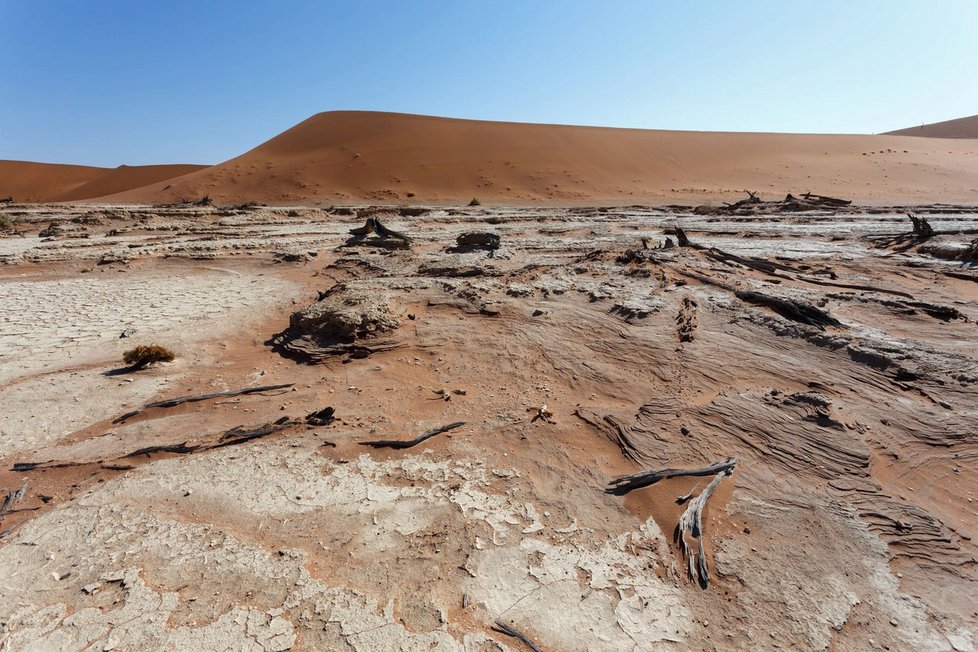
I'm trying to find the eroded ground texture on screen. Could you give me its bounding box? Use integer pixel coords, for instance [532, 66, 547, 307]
[1, 203, 976, 651]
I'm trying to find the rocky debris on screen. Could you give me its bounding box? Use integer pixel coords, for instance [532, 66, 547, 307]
[98, 251, 133, 265]
[271, 283, 402, 361]
[451, 232, 501, 251]
[39, 221, 88, 239]
[418, 256, 499, 278]
[610, 298, 663, 323]
[273, 250, 314, 263]
[676, 296, 698, 342]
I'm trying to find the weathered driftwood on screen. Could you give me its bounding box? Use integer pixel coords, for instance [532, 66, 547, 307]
[674, 226, 693, 248]
[723, 190, 761, 210]
[676, 468, 733, 588]
[799, 192, 852, 207]
[0, 480, 28, 519]
[305, 407, 336, 426]
[607, 458, 737, 496]
[113, 383, 294, 423]
[123, 442, 200, 458]
[347, 217, 411, 246]
[215, 422, 289, 448]
[360, 421, 465, 449]
[908, 213, 934, 237]
[492, 620, 544, 652]
[734, 290, 842, 329]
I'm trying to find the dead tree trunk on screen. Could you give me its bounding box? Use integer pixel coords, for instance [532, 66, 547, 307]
[908, 213, 934, 237]
[606, 458, 737, 495]
[360, 422, 465, 449]
[676, 469, 731, 588]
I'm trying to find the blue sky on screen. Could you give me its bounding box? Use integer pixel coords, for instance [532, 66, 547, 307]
[2, 1, 976, 166]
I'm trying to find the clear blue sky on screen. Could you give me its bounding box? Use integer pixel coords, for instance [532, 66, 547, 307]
[2, 1, 976, 167]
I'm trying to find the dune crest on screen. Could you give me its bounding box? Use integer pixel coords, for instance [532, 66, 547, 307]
[885, 114, 978, 139]
[102, 111, 978, 206]
[0, 161, 208, 203]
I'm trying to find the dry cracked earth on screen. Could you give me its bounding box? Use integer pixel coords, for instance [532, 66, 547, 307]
[0, 202, 976, 651]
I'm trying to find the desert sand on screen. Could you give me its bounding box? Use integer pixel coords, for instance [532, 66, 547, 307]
[1, 197, 976, 650]
[0, 161, 207, 203]
[886, 114, 978, 139]
[42, 111, 978, 206]
[1, 112, 977, 651]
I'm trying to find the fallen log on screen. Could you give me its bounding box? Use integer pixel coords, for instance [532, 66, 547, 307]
[722, 190, 761, 210]
[214, 423, 289, 448]
[123, 442, 200, 458]
[0, 480, 28, 519]
[113, 383, 294, 423]
[734, 290, 842, 329]
[676, 469, 733, 588]
[492, 620, 544, 652]
[800, 192, 852, 207]
[360, 421, 465, 449]
[607, 458, 737, 496]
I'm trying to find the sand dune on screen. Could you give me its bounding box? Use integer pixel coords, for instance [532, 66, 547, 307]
[50, 164, 208, 202]
[0, 160, 107, 202]
[0, 161, 207, 203]
[102, 111, 978, 206]
[885, 114, 978, 139]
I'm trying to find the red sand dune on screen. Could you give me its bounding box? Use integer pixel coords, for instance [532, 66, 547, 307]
[50, 164, 208, 202]
[104, 111, 978, 206]
[0, 161, 207, 203]
[885, 114, 978, 139]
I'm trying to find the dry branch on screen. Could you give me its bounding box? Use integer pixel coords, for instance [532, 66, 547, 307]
[360, 421, 465, 449]
[908, 213, 934, 237]
[215, 423, 289, 448]
[0, 480, 28, 519]
[123, 442, 200, 458]
[492, 620, 544, 652]
[607, 458, 737, 496]
[113, 383, 294, 423]
[676, 469, 733, 588]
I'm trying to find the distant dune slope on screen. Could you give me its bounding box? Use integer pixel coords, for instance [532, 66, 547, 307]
[102, 112, 978, 205]
[0, 160, 107, 202]
[885, 114, 978, 139]
[50, 164, 209, 202]
[0, 161, 208, 203]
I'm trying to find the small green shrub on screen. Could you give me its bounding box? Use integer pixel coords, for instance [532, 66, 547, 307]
[0, 214, 18, 231]
[123, 344, 175, 369]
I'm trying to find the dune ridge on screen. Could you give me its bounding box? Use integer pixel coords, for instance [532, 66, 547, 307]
[0, 161, 208, 203]
[885, 114, 978, 139]
[103, 111, 978, 206]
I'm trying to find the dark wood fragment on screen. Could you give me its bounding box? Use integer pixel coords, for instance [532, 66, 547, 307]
[360, 422, 465, 449]
[112, 383, 294, 423]
[734, 290, 842, 329]
[0, 479, 28, 519]
[492, 620, 544, 652]
[123, 442, 200, 458]
[607, 458, 737, 496]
